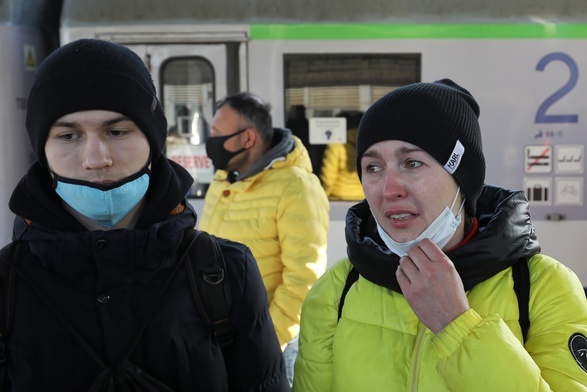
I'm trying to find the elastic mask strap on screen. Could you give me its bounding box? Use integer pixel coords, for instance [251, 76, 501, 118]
[450, 187, 465, 216]
[225, 128, 248, 140]
[457, 198, 466, 215]
[50, 164, 151, 191]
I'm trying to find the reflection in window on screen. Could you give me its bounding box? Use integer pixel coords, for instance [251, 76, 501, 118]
[161, 57, 215, 198]
[284, 53, 420, 200]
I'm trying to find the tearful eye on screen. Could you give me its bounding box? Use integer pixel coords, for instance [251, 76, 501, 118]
[365, 164, 382, 173]
[405, 160, 422, 169]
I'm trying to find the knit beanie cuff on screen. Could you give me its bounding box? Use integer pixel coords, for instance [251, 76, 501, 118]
[356, 79, 486, 215]
[25, 39, 167, 167]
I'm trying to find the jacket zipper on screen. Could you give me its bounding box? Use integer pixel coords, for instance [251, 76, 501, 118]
[409, 323, 426, 391]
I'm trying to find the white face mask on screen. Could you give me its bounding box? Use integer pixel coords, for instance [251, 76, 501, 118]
[374, 188, 464, 257]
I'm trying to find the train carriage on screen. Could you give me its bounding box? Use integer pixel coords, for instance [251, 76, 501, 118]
[2, 0, 587, 283]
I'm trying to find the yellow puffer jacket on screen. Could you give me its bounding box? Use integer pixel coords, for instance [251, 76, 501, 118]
[294, 255, 587, 391]
[294, 186, 587, 391]
[200, 136, 329, 347]
[319, 128, 364, 201]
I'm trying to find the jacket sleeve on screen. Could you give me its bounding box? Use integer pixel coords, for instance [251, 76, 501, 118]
[293, 260, 352, 392]
[223, 242, 290, 392]
[319, 144, 341, 197]
[432, 255, 587, 391]
[270, 174, 329, 346]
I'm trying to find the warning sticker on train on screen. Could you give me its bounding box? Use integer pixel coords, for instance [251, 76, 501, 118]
[24, 45, 36, 71]
[524, 177, 551, 205]
[525, 145, 552, 173]
[556, 145, 584, 174]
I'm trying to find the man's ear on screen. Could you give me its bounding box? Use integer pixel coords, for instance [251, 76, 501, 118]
[244, 128, 257, 149]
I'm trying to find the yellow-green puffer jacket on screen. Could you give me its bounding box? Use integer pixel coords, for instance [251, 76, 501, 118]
[200, 135, 329, 347]
[294, 186, 587, 391]
[319, 128, 364, 201]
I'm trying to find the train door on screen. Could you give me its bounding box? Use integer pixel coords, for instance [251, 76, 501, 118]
[123, 42, 246, 198]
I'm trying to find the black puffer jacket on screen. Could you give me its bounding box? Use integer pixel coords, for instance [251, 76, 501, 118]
[345, 184, 541, 293]
[4, 158, 289, 391]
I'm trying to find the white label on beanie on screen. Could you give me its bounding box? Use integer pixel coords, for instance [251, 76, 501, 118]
[444, 140, 465, 174]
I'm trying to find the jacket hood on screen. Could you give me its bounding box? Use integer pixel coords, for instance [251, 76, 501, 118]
[345, 184, 541, 293]
[9, 157, 195, 234]
[234, 127, 297, 181]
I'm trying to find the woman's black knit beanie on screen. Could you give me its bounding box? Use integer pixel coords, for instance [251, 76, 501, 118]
[356, 79, 486, 216]
[26, 38, 167, 166]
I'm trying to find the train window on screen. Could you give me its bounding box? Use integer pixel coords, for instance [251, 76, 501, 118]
[161, 57, 215, 198]
[283, 53, 420, 200]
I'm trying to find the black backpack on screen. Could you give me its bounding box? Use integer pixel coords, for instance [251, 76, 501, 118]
[0, 228, 233, 392]
[337, 258, 532, 342]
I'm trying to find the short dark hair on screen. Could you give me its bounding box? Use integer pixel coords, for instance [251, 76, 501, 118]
[216, 92, 274, 143]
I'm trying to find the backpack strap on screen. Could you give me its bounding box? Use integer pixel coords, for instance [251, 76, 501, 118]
[0, 242, 19, 391]
[184, 229, 233, 354]
[117, 229, 203, 362]
[512, 257, 531, 342]
[337, 267, 359, 321]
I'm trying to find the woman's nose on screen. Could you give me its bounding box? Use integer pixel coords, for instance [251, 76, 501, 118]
[382, 171, 407, 199]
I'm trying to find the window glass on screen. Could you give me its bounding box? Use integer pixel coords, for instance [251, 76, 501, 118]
[161, 57, 215, 198]
[284, 53, 421, 200]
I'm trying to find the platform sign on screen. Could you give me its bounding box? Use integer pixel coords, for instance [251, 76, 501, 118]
[309, 117, 347, 144]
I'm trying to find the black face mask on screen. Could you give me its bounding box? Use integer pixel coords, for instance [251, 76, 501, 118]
[205, 128, 247, 170]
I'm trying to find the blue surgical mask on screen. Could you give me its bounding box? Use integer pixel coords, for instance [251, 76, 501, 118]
[374, 188, 465, 257]
[52, 166, 150, 228]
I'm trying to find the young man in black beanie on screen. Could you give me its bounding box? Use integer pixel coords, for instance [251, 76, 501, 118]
[294, 79, 587, 391]
[0, 38, 289, 391]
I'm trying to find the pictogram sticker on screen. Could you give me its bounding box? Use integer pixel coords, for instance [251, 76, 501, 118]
[523, 177, 551, 205]
[556, 145, 584, 174]
[555, 177, 583, 205]
[525, 145, 552, 173]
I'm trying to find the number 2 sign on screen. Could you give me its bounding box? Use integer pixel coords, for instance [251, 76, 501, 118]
[535, 52, 579, 124]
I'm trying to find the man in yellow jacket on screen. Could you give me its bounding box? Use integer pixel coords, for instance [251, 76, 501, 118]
[294, 79, 587, 391]
[320, 128, 365, 201]
[200, 92, 329, 385]
[319, 110, 365, 201]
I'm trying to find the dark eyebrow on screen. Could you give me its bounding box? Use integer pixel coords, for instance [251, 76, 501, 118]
[361, 145, 423, 160]
[398, 146, 424, 155]
[361, 149, 381, 160]
[103, 115, 132, 126]
[51, 115, 131, 129]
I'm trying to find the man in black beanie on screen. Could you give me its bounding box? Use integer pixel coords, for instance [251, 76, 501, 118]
[294, 79, 587, 391]
[0, 39, 289, 391]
